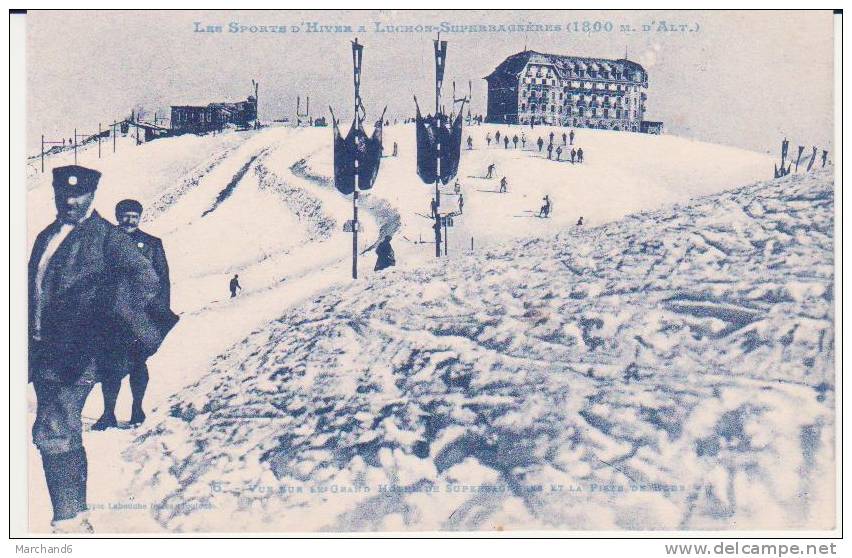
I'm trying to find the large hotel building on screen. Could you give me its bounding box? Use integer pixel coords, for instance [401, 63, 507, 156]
[484, 50, 662, 133]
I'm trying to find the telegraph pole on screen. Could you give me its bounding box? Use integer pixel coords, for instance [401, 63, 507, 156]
[352, 39, 362, 279]
[73, 128, 77, 164]
[433, 34, 447, 258]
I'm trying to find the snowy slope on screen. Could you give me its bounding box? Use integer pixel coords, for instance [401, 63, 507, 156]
[121, 169, 835, 532]
[26, 123, 804, 532]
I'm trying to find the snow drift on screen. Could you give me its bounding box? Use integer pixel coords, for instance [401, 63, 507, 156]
[122, 168, 835, 532]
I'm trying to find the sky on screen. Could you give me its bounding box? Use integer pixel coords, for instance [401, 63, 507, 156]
[24, 9, 835, 154]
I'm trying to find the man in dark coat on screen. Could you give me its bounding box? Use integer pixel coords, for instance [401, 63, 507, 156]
[374, 235, 396, 271]
[537, 137, 544, 152]
[29, 165, 161, 532]
[92, 199, 178, 430]
[539, 195, 552, 218]
[577, 147, 584, 163]
[230, 274, 242, 297]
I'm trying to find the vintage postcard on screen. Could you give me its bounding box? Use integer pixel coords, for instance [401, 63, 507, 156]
[15, 9, 838, 535]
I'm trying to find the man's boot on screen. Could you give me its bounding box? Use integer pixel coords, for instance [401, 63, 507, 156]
[93, 378, 120, 430]
[41, 447, 87, 524]
[91, 413, 117, 430]
[51, 513, 94, 534]
[129, 362, 148, 426]
[129, 404, 146, 426]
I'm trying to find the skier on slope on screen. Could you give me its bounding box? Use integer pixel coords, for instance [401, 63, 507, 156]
[229, 274, 242, 298]
[539, 195, 552, 218]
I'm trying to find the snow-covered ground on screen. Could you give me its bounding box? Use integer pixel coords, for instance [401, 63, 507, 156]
[27, 124, 833, 532]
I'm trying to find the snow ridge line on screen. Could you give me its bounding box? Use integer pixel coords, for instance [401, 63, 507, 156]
[289, 156, 401, 249]
[143, 145, 239, 223]
[201, 149, 269, 217]
[254, 157, 335, 241]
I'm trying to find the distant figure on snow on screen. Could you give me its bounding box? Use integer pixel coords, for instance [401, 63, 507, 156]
[562, 132, 567, 145]
[537, 137, 544, 152]
[549, 131, 555, 144]
[577, 147, 584, 163]
[486, 133, 492, 146]
[486, 163, 495, 179]
[453, 179, 462, 194]
[556, 146, 562, 161]
[503, 136, 509, 149]
[576, 216, 584, 226]
[229, 274, 242, 298]
[458, 193, 464, 214]
[521, 133, 526, 148]
[392, 142, 398, 157]
[547, 143, 553, 159]
[495, 130, 501, 144]
[569, 130, 575, 145]
[539, 195, 551, 218]
[571, 148, 577, 163]
[374, 236, 396, 271]
[822, 149, 829, 167]
[499, 176, 508, 193]
[512, 135, 519, 149]
[467, 136, 473, 150]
